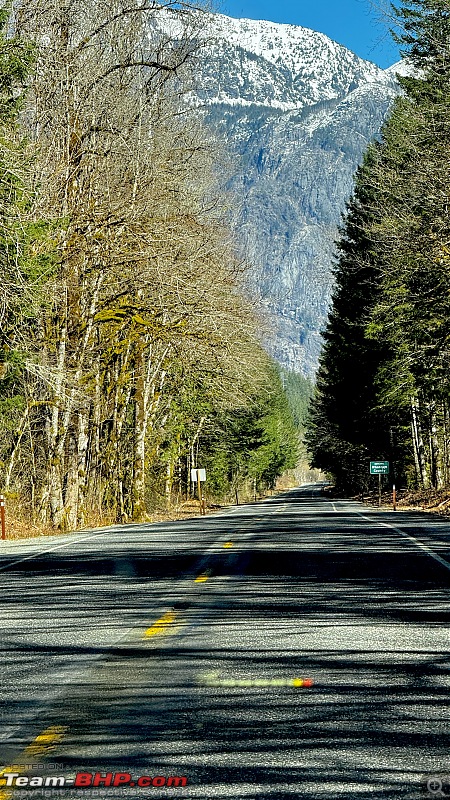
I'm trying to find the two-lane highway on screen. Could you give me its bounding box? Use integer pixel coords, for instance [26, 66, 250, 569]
[0, 486, 449, 799]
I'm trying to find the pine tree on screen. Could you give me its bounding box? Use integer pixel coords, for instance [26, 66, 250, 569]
[0, 3, 35, 358]
[307, 0, 450, 493]
[368, 0, 450, 487]
[0, 4, 38, 496]
[306, 148, 402, 493]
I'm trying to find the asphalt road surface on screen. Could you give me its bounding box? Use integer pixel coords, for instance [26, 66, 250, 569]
[0, 485, 449, 800]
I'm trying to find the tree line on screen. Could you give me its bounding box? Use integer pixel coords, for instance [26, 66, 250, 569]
[306, 0, 450, 494]
[0, 0, 300, 529]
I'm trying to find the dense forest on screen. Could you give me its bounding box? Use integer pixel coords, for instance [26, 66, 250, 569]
[0, 0, 305, 531]
[307, 0, 450, 494]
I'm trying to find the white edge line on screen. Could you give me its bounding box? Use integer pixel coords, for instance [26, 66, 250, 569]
[0, 529, 121, 572]
[358, 513, 450, 571]
[0, 504, 278, 572]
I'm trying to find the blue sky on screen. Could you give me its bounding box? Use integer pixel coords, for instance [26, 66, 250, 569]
[218, 0, 401, 68]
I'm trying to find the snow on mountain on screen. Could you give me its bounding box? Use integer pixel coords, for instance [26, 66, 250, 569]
[182, 12, 392, 115]
[385, 59, 414, 77]
[200, 14, 388, 109]
[149, 11, 401, 375]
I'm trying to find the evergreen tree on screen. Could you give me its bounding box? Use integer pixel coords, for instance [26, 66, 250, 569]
[0, 4, 38, 494]
[0, 3, 35, 357]
[368, 0, 450, 488]
[281, 369, 314, 431]
[179, 362, 299, 503]
[306, 149, 403, 493]
[307, 0, 450, 493]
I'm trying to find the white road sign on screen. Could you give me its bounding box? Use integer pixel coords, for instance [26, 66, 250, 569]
[191, 468, 206, 482]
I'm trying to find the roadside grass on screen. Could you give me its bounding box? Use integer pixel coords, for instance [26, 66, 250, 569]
[0, 498, 220, 541]
[325, 485, 450, 517]
[0, 482, 293, 541]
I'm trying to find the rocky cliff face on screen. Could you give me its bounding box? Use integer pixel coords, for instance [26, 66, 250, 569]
[150, 12, 401, 375]
[198, 15, 401, 375]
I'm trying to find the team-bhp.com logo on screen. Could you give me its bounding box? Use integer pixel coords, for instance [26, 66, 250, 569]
[1, 773, 187, 789]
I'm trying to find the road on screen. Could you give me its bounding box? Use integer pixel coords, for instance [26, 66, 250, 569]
[0, 485, 449, 800]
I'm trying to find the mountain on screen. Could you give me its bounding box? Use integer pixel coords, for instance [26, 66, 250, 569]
[151, 13, 401, 375]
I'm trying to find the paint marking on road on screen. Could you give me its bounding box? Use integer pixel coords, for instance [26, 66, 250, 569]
[144, 611, 179, 638]
[358, 513, 450, 571]
[0, 726, 67, 798]
[0, 528, 126, 572]
[24, 725, 67, 756]
[223, 542, 233, 548]
[0, 509, 258, 573]
[197, 672, 314, 688]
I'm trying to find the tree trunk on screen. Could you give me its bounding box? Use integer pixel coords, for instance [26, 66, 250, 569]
[40, 318, 67, 526]
[5, 406, 29, 490]
[429, 403, 444, 490]
[165, 459, 173, 508]
[132, 341, 147, 521]
[411, 395, 430, 489]
[64, 428, 79, 531]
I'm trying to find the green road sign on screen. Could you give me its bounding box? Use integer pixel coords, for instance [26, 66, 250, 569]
[370, 461, 389, 475]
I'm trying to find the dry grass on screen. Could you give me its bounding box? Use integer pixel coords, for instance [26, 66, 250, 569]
[0, 498, 223, 541]
[395, 487, 450, 516]
[2, 512, 57, 540]
[356, 487, 450, 517]
[1, 488, 287, 542]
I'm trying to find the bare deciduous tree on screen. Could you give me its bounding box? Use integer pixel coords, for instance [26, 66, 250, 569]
[4, 0, 268, 527]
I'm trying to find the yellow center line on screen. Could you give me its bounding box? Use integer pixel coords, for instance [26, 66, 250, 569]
[144, 611, 179, 638]
[0, 726, 67, 797]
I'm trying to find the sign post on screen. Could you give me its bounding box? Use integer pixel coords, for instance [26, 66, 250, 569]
[0, 494, 5, 540]
[369, 462, 389, 507]
[191, 469, 206, 516]
[389, 427, 397, 511]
